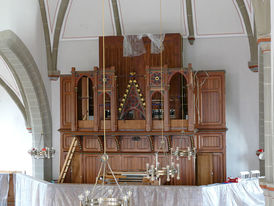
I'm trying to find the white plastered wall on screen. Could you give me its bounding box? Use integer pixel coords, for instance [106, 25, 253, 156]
[184, 37, 259, 178]
[0, 86, 32, 174]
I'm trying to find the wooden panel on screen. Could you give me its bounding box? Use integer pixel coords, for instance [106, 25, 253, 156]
[197, 71, 225, 129]
[78, 120, 94, 129]
[198, 133, 224, 152]
[197, 153, 213, 185]
[121, 155, 151, 171]
[106, 137, 118, 152]
[84, 154, 100, 183]
[120, 136, 151, 152]
[171, 136, 192, 150]
[154, 136, 168, 152]
[83, 136, 101, 152]
[170, 120, 188, 130]
[60, 76, 72, 129]
[71, 153, 83, 183]
[155, 155, 195, 185]
[61, 152, 82, 183]
[107, 155, 121, 171]
[8, 173, 15, 206]
[152, 120, 163, 130]
[99, 120, 111, 130]
[99, 34, 182, 103]
[118, 120, 146, 130]
[173, 157, 195, 185]
[61, 134, 80, 152]
[212, 153, 225, 183]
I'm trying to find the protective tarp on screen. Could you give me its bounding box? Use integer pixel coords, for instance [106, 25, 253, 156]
[123, 35, 146, 57]
[0, 174, 9, 206]
[147, 34, 165, 54]
[201, 179, 265, 206]
[15, 174, 50, 206]
[15, 174, 265, 206]
[123, 34, 165, 57]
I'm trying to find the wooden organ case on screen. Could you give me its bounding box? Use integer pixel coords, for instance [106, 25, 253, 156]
[59, 34, 226, 185]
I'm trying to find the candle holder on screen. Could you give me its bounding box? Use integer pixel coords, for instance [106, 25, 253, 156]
[145, 153, 180, 184]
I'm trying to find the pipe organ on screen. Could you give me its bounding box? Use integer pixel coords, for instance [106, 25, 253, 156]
[59, 33, 226, 185]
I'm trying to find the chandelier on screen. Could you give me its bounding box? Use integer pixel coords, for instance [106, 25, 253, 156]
[146, 152, 180, 183]
[79, 0, 133, 204]
[28, 147, 55, 159]
[145, 0, 181, 184]
[172, 146, 196, 160]
[28, 132, 55, 159]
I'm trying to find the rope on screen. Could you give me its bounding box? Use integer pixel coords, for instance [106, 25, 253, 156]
[158, 0, 166, 156]
[102, 0, 106, 155]
[107, 162, 124, 195]
[91, 162, 103, 196]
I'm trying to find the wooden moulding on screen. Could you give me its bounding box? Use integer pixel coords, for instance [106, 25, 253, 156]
[77, 119, 188, 131]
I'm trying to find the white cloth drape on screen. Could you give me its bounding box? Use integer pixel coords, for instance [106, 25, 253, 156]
[0, 174, 10, 206]
[14, 174, 265, 206]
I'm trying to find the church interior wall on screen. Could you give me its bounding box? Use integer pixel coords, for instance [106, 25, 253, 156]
[0, 86, 32, 174]
[184, 36, 259, 178]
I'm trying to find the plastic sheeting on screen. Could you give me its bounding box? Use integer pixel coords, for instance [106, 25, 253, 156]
[0, 174, 9, 206]
[15, 174, 265, 206]
[123, 35, 146, 57]
[123, 34, 165, 57]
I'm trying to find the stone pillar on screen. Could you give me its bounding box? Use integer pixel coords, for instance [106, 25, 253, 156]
[258, 41, 272, 204]
[262, 48, 272, 182]
[259, 48, 265, 176]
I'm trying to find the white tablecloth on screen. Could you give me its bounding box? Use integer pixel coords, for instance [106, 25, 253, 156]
[0, 174, 9, 206]
[13, 174, 265, 206]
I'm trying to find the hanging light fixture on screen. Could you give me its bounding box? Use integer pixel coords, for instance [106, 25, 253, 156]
[28, 132, 55, 159]
[172, 146, 196, 160]
[145, 0, 180, 184]
[79, 0, 132, 205]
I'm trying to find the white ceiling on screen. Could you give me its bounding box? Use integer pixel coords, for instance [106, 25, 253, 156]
[44, 0, 254, 41]
[0, 56, 23, 104]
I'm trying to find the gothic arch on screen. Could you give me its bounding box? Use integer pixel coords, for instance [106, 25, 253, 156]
[0, 30, 52, 180]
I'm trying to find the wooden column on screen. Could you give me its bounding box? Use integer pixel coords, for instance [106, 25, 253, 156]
[187, 64, 194, 131]
[164, 87, 170, 131]
[145, 66, 152, 131]
[71, 67, 77, 131]
[93, 67, 99, 131]
[164, 66, 170, 131]
[111, 74, 118, 131]
[81, 77, 88, 120]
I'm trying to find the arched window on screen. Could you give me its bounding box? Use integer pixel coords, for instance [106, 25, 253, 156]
[77, 76, 94, 120]
[169, 73, 188, 119]
[152, 92, 164, 120]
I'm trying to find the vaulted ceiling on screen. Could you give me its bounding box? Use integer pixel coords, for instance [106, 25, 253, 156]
[45, 0, 254, 42]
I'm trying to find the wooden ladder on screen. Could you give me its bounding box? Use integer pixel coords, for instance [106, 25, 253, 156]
[58, 137, 78, 183]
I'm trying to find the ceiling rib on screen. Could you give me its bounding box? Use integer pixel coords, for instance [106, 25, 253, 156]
[186, 0, 195, 45]
[235, 0, 258, 72]
[111, 0, 122, 36]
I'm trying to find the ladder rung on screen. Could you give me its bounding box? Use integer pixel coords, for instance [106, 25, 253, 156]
[58, 137, 78, 183]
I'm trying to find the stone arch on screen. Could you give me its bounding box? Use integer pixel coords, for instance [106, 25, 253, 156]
[0, 30, 52, 180]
